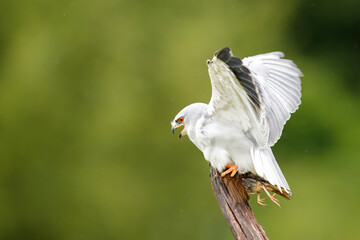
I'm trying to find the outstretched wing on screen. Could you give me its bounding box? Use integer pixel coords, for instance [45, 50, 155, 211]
[207, 47, 302, 192]
[242, 52, 302, 146]
[207, 47, 269, 147]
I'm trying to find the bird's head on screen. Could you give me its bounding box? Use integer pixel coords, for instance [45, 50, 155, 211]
[171, 103, 207, 138]
[171, 110, 187, 138]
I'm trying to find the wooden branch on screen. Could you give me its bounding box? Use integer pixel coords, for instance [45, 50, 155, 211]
[210, 166, 269, 240]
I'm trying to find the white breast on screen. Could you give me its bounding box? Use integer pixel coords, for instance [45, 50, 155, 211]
[189, 116, 256, 173]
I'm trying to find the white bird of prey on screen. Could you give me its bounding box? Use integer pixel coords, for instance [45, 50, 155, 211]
[171, 47, 302, 206]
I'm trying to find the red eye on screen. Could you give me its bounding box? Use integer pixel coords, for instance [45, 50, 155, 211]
[179, 117, 184, 123]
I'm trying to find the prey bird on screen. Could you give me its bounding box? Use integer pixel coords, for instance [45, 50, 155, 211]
[171, 47, 302, 206]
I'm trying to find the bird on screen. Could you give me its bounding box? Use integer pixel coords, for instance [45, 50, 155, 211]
[171, 47, 302, 206]
[240, 172, 292, 207]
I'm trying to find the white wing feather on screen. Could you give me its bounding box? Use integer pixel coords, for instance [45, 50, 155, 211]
[242, 52, 302, 146]
[207, 57, 269, 148]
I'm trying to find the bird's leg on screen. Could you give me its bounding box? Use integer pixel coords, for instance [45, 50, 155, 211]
[262, 185, 281, 207]
[257, 192, 266, 206]
[221, 164, 238, 177]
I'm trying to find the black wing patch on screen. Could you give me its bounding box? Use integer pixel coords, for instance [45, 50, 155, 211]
[215, 47, 261, 110]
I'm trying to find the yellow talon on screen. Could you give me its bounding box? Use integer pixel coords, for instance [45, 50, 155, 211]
[221, 164, 238, 177]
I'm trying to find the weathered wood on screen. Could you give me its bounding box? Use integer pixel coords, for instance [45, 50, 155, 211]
[210, 166, 269, 240]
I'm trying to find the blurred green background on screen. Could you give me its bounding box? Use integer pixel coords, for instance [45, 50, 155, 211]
[0, 0, 359, 239]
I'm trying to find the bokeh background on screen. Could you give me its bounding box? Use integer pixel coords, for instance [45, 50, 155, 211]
[1, 0, 359, 239]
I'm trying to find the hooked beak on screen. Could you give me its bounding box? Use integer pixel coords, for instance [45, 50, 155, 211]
[171, 125, 184, 138]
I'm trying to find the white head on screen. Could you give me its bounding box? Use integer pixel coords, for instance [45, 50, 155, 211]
[171, 103, 207, 138]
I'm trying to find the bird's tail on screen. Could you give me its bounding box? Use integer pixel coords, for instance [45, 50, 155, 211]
[251, 146, 291, 194]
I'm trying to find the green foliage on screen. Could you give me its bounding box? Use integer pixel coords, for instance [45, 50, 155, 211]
[0, 0, 359, 239]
